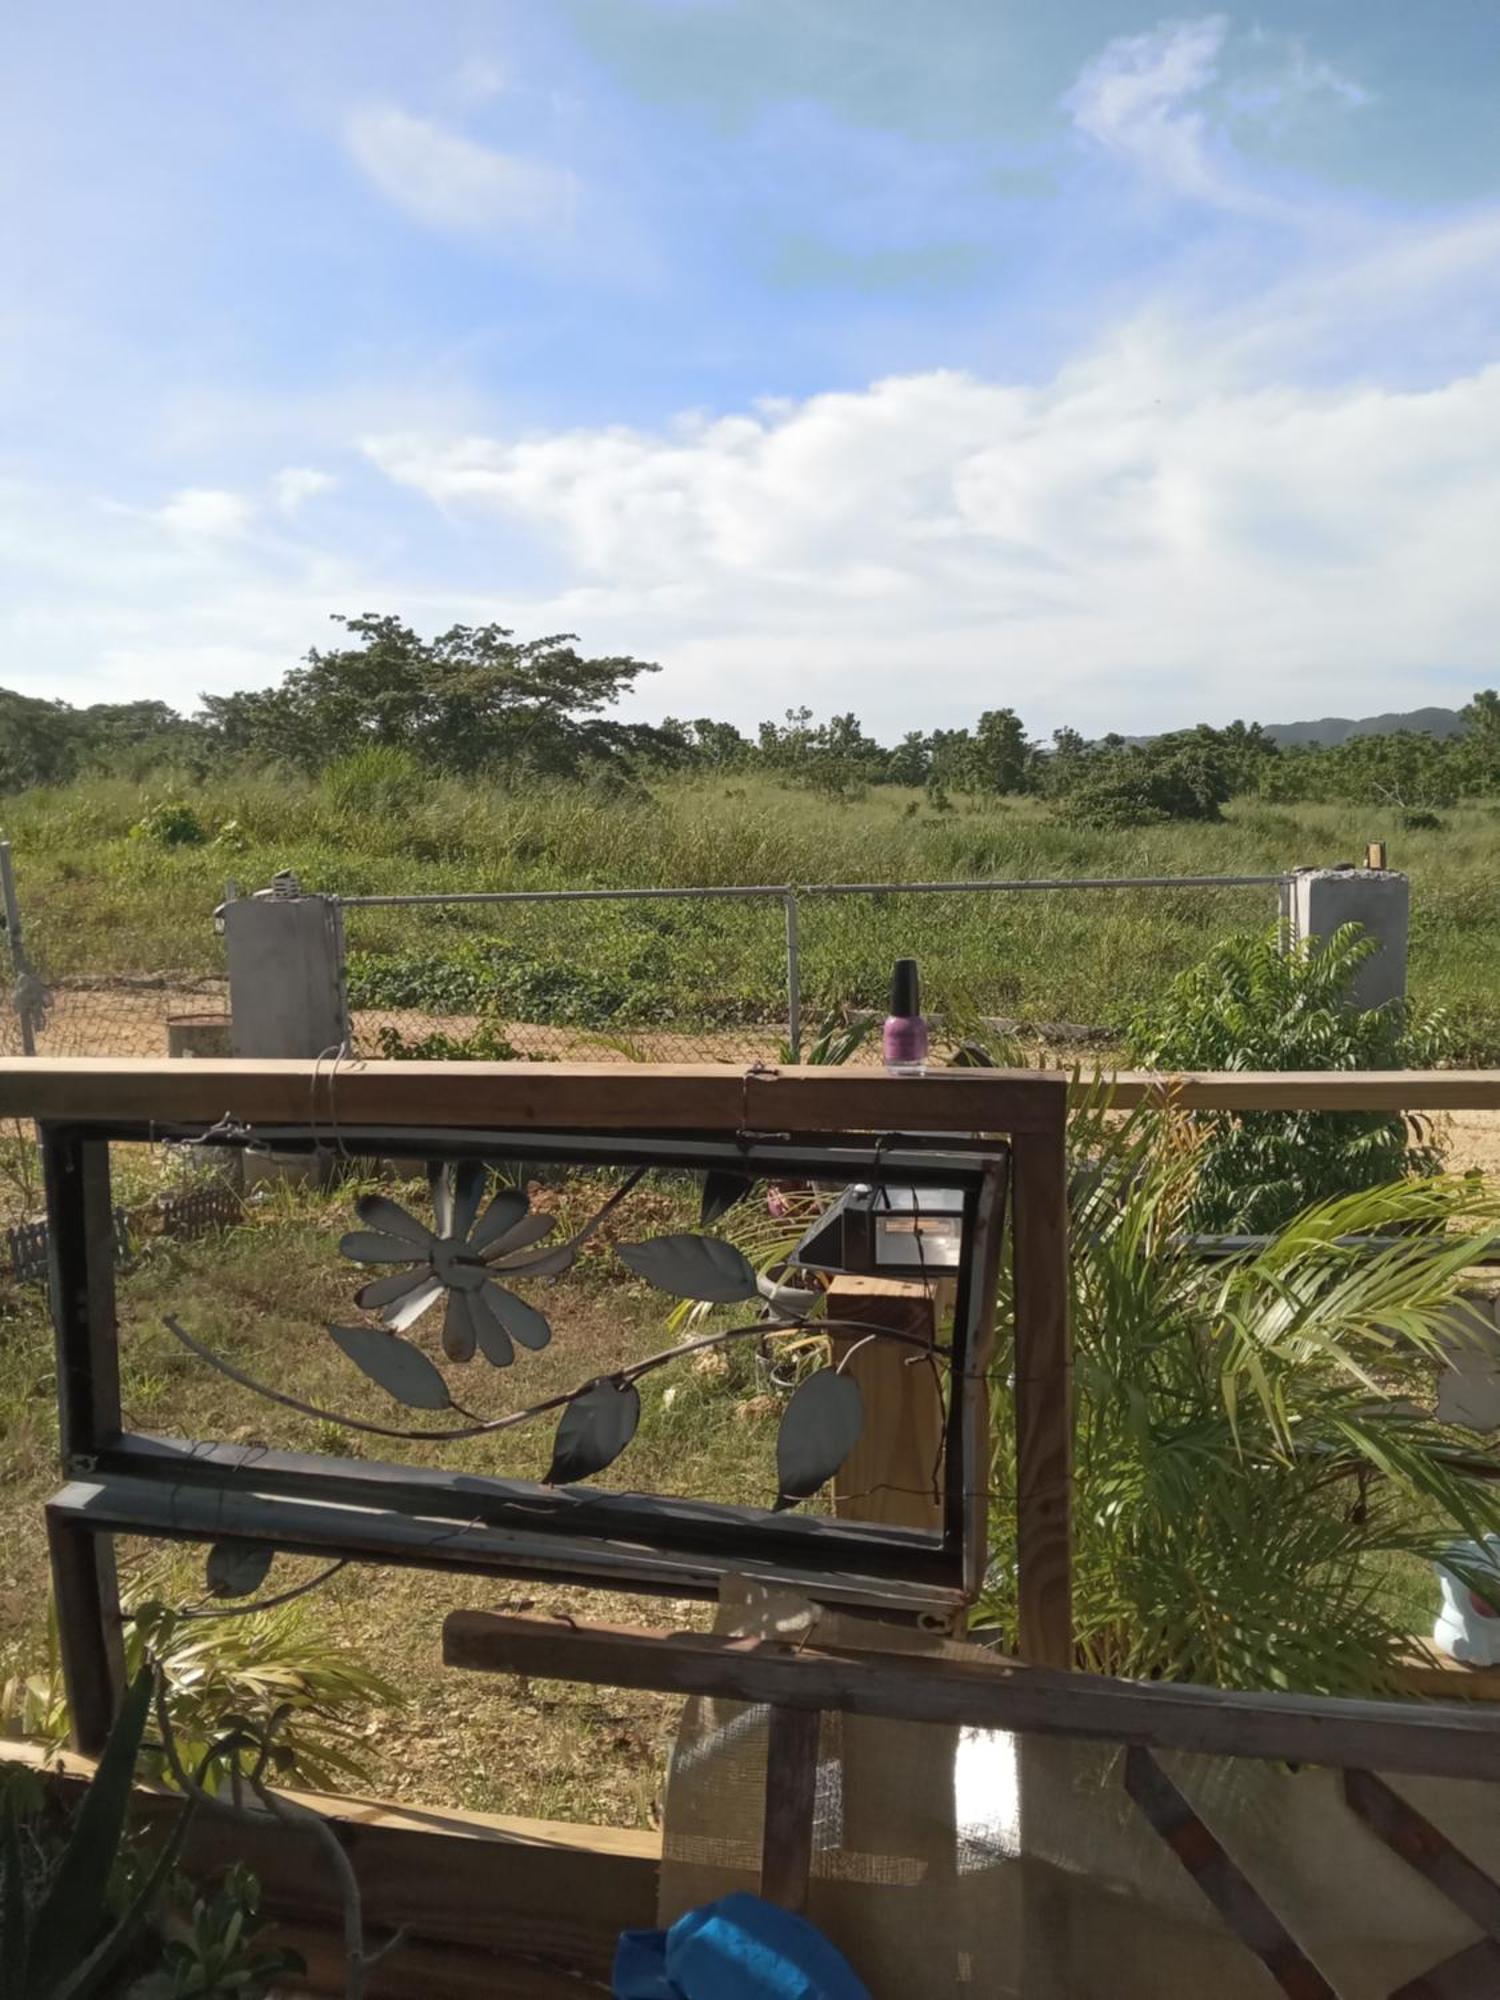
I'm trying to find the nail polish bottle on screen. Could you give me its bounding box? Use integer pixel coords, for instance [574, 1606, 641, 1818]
[882, 958, 929, 1076]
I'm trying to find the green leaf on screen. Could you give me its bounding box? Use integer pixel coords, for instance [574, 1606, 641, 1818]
[28, 1664, 155, 1993]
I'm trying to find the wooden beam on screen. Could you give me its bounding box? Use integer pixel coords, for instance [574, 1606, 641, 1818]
[760, 1706, 821, 1912]
[829, 1278, 943, 1532]
[1011, 1123, 1073, 1669]
[0, 1736, 658, 1984]
[1096, 1071, 1500, 1113]
[442, 1612, 1500, 1783]
[0, 1057, 1066, 1134]
[1126, 1747, 1335, 1998]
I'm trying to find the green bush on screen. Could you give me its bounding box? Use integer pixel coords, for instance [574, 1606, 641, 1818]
[129, 800, 206, 847]
[1053, 746, 1228, 828]
[1125, 923, 1447, 1232]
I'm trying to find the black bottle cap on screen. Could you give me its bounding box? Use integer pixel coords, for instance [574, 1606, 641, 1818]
[889, 958, 921, 1016]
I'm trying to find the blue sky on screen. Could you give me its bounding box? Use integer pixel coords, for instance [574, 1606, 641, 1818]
[3, 1, 1499, 737]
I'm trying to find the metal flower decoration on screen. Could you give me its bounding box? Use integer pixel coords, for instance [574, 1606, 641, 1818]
[340, 1162, 568, 1367]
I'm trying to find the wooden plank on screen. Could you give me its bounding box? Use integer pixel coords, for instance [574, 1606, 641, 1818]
[1345, 1769, 1500, 1941]
[1011, 1123, 1073, 1669]
[1392, 1939, 1500, 1999]
[0, 1736, 658, 1981]
[761, 1705, 821, 1912]
[1097, 1071, 1500, 1113]
[0, 1056, 1067, 1135]
[829, 1278, 943, 1532]
[1125, 1746, 1335, 1998]
[443, 1611, 1500, 1783]
[275, 1921, 610, 1999]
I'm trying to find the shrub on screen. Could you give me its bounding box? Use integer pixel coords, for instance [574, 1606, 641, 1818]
[1125, 923, 1447, 1232]
[129, 799, 206, 847]
[1053, 747, 1227, 828]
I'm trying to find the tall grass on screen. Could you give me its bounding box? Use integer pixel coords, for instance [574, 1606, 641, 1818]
[3, 769, 1498, 1047]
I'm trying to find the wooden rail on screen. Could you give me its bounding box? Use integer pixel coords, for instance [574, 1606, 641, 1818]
[3, 1055, 1497, 1121]
[1096, 1070, 1500, 1112]
[444, 1612, 1500, 1785]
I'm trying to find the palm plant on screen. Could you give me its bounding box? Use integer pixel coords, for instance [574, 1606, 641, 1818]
[984, 1091, 1500, 1695]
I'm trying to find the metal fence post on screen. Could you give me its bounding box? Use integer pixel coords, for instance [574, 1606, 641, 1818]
[784, 889, 802, 1061]
[1, 838, 37, 1055]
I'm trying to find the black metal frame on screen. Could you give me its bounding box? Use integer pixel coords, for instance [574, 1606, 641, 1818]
[41, 1117, 1007, 1745]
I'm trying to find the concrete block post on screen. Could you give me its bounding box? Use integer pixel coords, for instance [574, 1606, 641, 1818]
[1287, 867, 1409, 1013]
[224, 892, 349, 1058]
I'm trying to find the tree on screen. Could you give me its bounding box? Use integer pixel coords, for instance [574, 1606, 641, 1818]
[969, 708, 1033, 794]
[886, 731, 931, 787]
[197, 614, 664, 776]
[1460, 688, 1500, 790]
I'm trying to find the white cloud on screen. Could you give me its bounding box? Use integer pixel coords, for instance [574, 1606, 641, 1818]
[344, 105, 576, 238]
[157, 488, 253, 537]
[1063, 16, 1370, 213]
[272, 466, 335, 515]
[363, 300, 1500, 734]
[1064, 15, 1231, 201]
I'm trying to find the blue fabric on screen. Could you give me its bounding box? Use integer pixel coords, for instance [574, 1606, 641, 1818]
[613, 1892, 871, 2000]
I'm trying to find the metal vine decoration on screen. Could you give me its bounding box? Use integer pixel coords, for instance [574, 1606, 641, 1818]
[165, 1159, 951, 1602]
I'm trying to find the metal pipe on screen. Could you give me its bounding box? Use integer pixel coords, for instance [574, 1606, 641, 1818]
[335, 873, 1289, 910]
[336, 884, 794, 908]
[796, 874, 1292, 897]
[0, 840, 36, 1056]
[783, 890, 802, 1061]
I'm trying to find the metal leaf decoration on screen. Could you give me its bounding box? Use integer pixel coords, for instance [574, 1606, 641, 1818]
[700, 1170, 753, 1229]
[546, 1378, 641, 1485]
[206, 1542, 275, 1599]
[616, 1234, 760, 1303]
[328, 1324, 454, 1410]
[774, 1368, 863, 1510]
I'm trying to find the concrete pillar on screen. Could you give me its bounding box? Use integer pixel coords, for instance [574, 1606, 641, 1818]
[224, 893, 349, 1058]
[1287, 868, 1409, 1013]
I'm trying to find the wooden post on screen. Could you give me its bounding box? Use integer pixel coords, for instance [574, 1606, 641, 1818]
[1011, 1122, 1072, 1670]
[828, 1274, 955, 1911]
[760, 1705, 821, 1912]
[828, 1275, 944, 1531]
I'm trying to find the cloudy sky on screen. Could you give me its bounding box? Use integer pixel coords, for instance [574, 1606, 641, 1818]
[3, 1, 1498, 737]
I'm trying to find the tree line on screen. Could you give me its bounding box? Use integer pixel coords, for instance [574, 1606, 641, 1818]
[2, 613, 1497, 827]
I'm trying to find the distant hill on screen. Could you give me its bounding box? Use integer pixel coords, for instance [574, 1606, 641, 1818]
[1262, 706, 1464, 748]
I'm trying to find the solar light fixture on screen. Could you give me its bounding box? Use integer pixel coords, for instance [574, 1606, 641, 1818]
[791, 1181, 971, 1280]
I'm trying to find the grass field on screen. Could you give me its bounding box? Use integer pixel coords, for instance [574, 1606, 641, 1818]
[4, 769, 1500, 1053]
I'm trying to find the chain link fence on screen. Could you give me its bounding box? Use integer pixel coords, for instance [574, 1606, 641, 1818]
[0, 838, 1293, 1069]
[0, 841, 229, 1061]
[334, 875, 1291, 1066]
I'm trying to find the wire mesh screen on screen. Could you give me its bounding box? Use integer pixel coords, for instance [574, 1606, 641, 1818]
[340, 892, 794, 1064]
